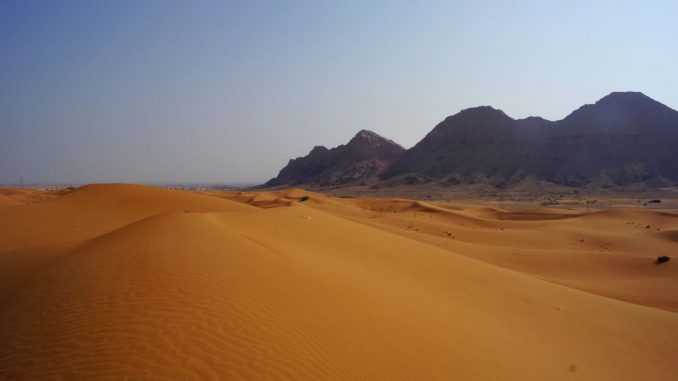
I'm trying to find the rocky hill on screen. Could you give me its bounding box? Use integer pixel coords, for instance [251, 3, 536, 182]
[265, 130, 405, 187]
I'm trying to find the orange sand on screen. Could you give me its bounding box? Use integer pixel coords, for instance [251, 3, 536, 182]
[1, 184, 677, 380]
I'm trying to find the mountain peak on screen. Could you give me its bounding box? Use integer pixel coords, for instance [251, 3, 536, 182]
[463, 105, 503, 112]
[355, 129, 379, 137]
[596, 91, 654, 106]
[349, 130, 402, 148]
[265, 130, 404, 187]
[438, 106, 515, 127]
[560, 91, 678, 134]
[455, 105, 509, 118]
[309, 145, 329, 155]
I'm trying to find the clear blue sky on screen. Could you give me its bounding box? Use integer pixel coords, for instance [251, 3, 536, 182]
[1, 0, 676, 185]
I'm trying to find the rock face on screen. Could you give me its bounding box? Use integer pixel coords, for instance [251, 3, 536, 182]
[266, 130, 405, 187]
[381, 92, 678, 187]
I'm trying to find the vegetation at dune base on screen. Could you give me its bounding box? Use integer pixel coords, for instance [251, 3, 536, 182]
[299, 195, 310, 202]
[654, 256, 670, 265]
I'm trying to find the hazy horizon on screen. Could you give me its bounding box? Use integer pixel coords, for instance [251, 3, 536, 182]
[2, 0, 677, 185]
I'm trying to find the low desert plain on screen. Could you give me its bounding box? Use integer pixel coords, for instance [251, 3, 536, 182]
[1, 184, 677, 380]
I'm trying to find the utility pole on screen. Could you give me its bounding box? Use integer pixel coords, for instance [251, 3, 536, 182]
[19, 176, 23, 188]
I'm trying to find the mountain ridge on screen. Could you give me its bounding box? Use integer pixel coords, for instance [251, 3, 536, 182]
[267, 92, 678, 189]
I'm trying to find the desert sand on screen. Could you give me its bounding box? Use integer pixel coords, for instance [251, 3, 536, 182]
[1, 184, 677, 380]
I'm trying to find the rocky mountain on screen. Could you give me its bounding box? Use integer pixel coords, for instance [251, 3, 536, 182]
[381, 92, 678, 187]
[265, 130, 405, 187]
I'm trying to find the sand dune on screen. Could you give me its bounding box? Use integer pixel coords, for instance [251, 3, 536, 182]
[0, 194, 20, 207]
[1, 185, 678, 380]
[0, 184, 255, 252]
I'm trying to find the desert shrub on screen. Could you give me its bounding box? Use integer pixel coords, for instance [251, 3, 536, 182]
[654, 256, 670, 265]
[300, 195, 310, 202]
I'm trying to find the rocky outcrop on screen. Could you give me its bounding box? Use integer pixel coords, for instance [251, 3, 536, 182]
[265, 130, 405, 187]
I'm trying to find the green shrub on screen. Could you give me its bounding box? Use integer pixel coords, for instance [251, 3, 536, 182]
[300, 195, 310, 202]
